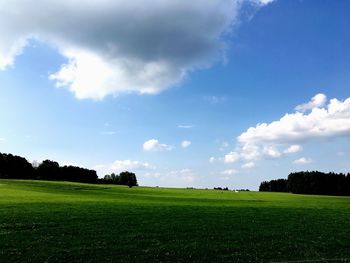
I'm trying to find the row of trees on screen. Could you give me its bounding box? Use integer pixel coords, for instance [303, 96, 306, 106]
[36, 160, 97, 183]
[100, 172, 138, 187]
[0, 152, 138, 187]
[259, 179, 288, 193]
[259, 171, 350, 196]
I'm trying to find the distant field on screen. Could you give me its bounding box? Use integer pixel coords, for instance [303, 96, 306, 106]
[0, 180, 349, 262]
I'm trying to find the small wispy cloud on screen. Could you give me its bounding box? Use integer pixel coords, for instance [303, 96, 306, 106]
[143, 139, 174, 152]
[181, 140, 192, 148]
[221, 169, 237, 175]
[242, 162, 255, 169]
[224, 152, 239, 163]
[219, 141, 229, 151]
[144, 168, 196, 186]
[101, 131, 116, 135]
[293, 157, 313, 165]
[177, 124, 194, 129]
[204, 96, 227, 104]
[283, 145, 302, 154]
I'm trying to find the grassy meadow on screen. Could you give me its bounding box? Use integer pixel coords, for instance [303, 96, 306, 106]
[0, 179, 349, 262]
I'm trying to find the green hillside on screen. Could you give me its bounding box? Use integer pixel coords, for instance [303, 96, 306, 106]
[0, 179, 349, 262]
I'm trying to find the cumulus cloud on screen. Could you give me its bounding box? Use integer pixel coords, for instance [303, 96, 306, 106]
[242, 162, 255, 169]
[224, 151, 240, 163]
[0, 0, 273, 100]
[295, 93, 327, 112]
[293, 157, 313, 165]
[263, 146, 281, 158]
[181, 140, 192, 148]
[284, 144, 302, 154]
[209, 157, 216, 163]
[143, 139, 174, 152]
[238, 94, 350, 145]
[224, 94, 350, 164]
[94, 159, 154, 176]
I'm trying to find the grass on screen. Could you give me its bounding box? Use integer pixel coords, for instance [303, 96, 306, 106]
[0, 179, 349, 262]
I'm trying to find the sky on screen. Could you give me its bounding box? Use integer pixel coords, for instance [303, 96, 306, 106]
[0, 0, 350, 189]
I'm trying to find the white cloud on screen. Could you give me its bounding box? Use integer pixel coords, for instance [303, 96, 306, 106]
[238, 95, 350, 145]
[224, 151, 240, 163]
[144, 168, 196, 186]
[337, 151, 345, 157]
[0, 0, 273, 100]
[219, 141, 229, 151]
[94, 159, 154, 176]
[239, 143, 260, 161]
[204, 96, 227, 104]
[177, 124, 193, 129]
[293, 157, 313, 165]
[255, 0, 275, 5]
[181, 140, 192, 148]
[221, 169, 237, 175]
[100, 131, 116, 135]
[263, 145, 281, 158]
[168, 169, 196, 183]
[242, 162, 255, 169]
[295, 93, 327, 112]
[224, 94, 350, 164]
[143, 139, 174, 152]
[0, 138, 5, 142]
[284, 144, 302, 154]
[209, 157, 216, 163]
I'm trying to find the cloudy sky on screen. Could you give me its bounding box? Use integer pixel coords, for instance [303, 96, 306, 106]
[0, 0, 349, 189]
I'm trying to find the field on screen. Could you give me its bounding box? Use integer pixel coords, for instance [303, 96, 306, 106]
[0, 180, 349, 262]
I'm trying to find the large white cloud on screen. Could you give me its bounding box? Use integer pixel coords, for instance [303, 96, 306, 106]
[225, 94, 350, 163]
[238, 94, 350, 145]
[0, 0, 273, 99]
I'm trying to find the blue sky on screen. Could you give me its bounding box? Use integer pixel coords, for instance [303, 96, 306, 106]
[0, 0, 350, 189]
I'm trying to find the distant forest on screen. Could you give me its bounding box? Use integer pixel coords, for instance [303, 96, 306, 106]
[260, 171, 350, 196]
[0, 152, 138, 187]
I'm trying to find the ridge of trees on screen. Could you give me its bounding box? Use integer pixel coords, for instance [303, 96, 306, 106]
[259, 171, 350, 196]
[0, 152, 138, 187]
[101, 172, 138, 187]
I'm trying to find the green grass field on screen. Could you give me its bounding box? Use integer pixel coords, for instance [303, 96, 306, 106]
[0, 179, 349, 262]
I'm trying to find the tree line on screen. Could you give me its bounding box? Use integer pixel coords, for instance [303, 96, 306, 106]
[259, 171, 350, 196]
[0, 152, 138, 187]
[101, 172, 138, 187]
